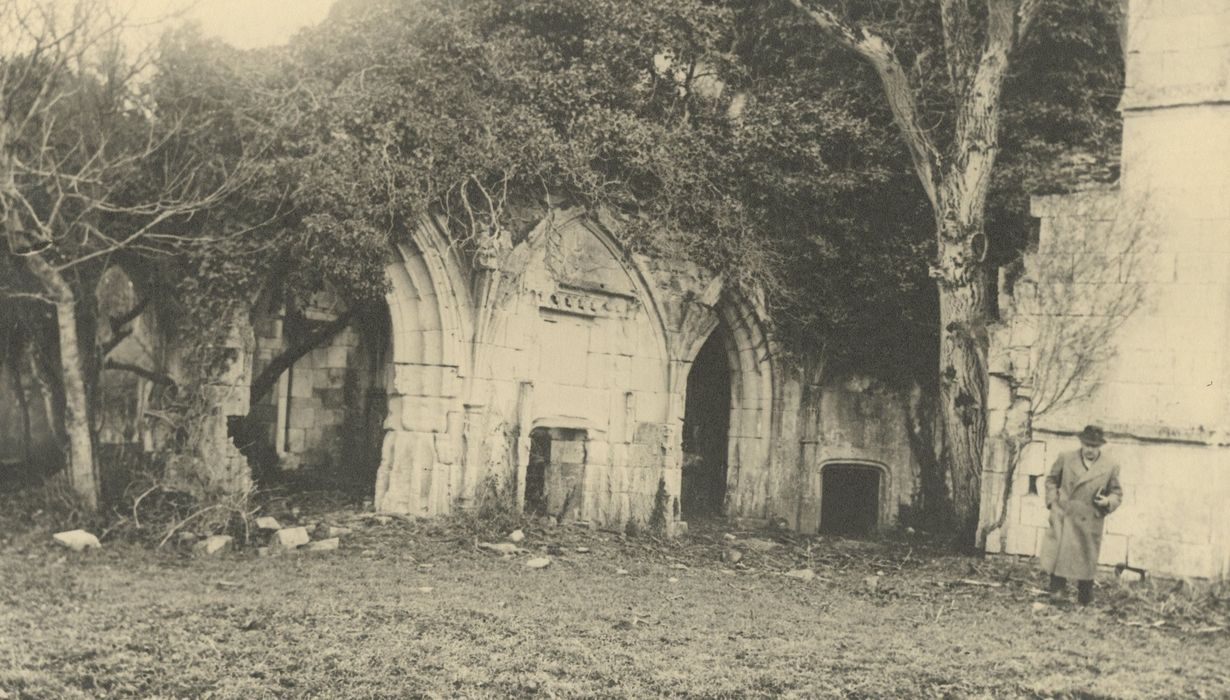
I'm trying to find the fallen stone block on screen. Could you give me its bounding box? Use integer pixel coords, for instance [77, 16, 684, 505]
[272, 527, 310, 549]
[722, 549, 743, 564]
[254, 516, 282, 531]
[316, 524, 352, 539]
[508, 529, 525, 543]
[303, 538, 340, 552]
[722, 533, 737, 541]
[525, 557, 552, 569]
[194, 535, 233, 556]
[52, 530, 100, 552]
[864, 575, 880, 593]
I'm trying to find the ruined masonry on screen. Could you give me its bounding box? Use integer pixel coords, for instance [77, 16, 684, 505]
[981, 0, 1230, 579]
[251, 210, 918, 534]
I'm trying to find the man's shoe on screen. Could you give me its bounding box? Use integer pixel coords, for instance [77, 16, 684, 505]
[1077, 580, 1094, 605]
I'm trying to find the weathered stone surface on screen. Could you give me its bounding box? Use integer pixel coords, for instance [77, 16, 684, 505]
[525, 557, 552, 569]
[194, 535, 233, 555]
[255, 516, 282, 531]
[52, 530, 100, 552]
[316, 524, 352, 539]
[303, 538, 340, 552]
[272, 527, 310, 549]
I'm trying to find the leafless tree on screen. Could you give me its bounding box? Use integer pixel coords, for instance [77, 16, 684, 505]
[788, 0, 1049, 538]
[1, 0, 251, 509]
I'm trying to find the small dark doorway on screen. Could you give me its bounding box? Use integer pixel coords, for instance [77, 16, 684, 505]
[681, 328, 731, 518]
[524, 427, 587, 519]
[819, 464, 881, 536]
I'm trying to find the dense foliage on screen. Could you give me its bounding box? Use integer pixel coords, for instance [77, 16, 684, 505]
[203, 0, 1118, 385]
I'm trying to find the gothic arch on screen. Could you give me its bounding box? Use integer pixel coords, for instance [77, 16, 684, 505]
[672, 285, 777, 519]
[374, 222, 471, 515]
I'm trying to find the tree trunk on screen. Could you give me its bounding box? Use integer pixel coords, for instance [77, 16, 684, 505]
[26, 255, 99, 509]
[936, 254, 989, 545]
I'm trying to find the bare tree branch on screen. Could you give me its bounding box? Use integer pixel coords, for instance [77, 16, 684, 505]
[787, 0, 941, 210]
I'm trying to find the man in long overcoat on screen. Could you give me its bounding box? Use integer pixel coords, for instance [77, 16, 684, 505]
[1040, 424, 1123, 604]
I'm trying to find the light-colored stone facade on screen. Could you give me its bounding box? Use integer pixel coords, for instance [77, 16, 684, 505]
[982, 0, 1230, 579]
[354, 208, 919, 532]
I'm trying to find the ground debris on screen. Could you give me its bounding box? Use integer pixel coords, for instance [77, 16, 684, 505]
[478, 542, 523, 555]
[52, 530, 100, 552]
[272, 527, 310, 549]
[955, 579, 1003, 588]
[742, 538, 779, 552]
[194, 535, 233, 556]
[785, 568, 817, 582]
[303, 538, 340, 552]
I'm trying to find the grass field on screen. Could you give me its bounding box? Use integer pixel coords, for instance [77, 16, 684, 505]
[2, 504, 1228, 699]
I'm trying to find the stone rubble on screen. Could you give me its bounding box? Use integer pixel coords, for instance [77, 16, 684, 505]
[52, 530, 100, 552]
[194, 535, 233, 555]
[272, 527, 310, 549]
[303, 538, 340, 552]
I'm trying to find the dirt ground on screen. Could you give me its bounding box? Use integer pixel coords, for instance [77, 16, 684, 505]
[2, 506, 1228, 699]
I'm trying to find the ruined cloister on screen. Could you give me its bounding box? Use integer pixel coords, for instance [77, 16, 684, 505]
[223, 208, 918, 535]
[3, 0, 1229, 583]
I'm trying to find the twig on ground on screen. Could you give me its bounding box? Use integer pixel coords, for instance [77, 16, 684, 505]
[158, 504, 224, 548]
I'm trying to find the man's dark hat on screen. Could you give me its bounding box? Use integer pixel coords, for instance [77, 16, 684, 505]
[1077, 425, 1106, 447]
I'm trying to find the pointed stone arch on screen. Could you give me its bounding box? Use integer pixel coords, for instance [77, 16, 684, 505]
[665, 279, 777, 521]
[374, 221, 471, 515]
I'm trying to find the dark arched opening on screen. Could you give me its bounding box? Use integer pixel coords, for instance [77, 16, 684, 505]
[819, 463, 882, 536]
[681, 327, 731, 519]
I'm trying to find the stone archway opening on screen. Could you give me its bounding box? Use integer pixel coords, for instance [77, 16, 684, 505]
[681, 327, 731, 519]
[819, 463, 882, 536]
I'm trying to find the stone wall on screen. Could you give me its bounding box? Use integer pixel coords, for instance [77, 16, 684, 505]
[789, 375, 919, 534]
[982, 0, 1230, 579]
[370, 209, 919, 534]
[250, 296, 388, 481]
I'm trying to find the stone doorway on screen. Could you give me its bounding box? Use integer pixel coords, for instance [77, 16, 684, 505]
[681, 328, 731, 518]
[524, 426, 587, 520]
[819, 463, 882, 536]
